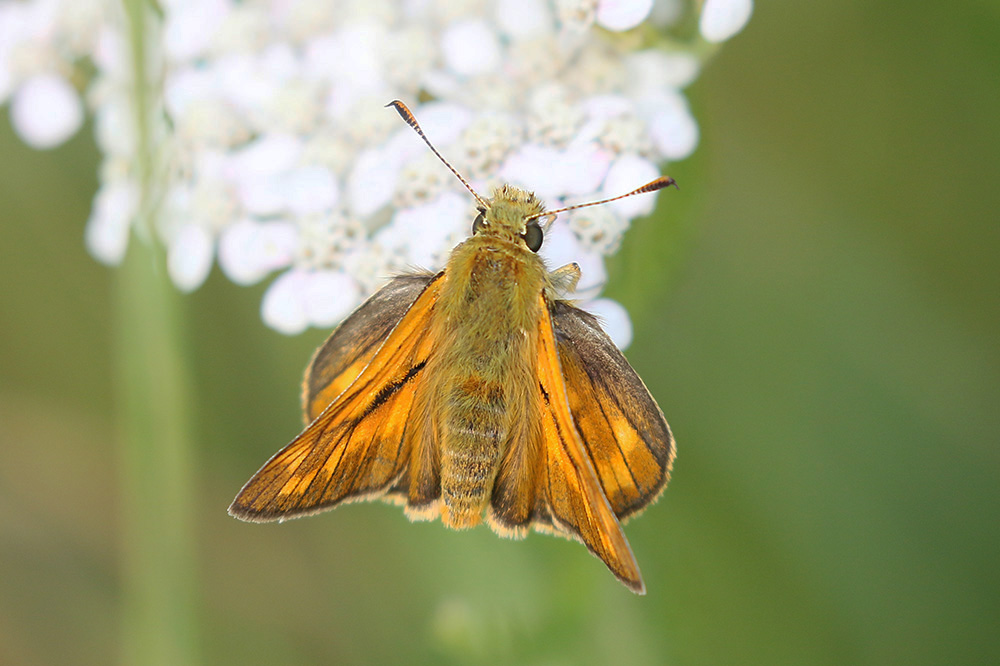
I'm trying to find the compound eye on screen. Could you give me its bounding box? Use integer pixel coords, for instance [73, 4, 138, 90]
[522, 223, 543, 252]
[472, 211, 486, 234]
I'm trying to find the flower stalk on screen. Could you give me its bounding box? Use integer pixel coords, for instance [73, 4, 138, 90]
[115, 237, 201, 666]
[114, 1, 199, 664]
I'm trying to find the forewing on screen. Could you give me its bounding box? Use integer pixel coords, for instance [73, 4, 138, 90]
[534, 297, 645, 593]
[302, 273, 437, 422]
[551, 300, 674, 520]
[229, 274, 443, 522]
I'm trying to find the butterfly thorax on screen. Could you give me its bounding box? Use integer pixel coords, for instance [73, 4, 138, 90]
[430, 188, 550, 529]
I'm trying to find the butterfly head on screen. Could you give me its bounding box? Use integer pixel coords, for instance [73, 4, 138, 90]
[472, 185, 546, 252]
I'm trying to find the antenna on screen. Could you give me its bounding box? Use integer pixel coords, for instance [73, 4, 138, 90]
[386, 100, 489, 210]
[524, 176, 679, 225]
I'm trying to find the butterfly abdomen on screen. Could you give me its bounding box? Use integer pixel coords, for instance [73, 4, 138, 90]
[435, 236, 546, 529]
[439, 376, 506, 528]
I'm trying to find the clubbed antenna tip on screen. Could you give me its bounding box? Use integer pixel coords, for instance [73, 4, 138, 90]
[386, 100, 488, 209]
[525, 175, 679, 224]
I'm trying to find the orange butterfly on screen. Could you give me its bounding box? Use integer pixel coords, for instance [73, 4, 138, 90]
[230, 101, 676, 593]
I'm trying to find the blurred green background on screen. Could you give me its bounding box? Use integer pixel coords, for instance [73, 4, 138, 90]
[2, 1, 998, 664]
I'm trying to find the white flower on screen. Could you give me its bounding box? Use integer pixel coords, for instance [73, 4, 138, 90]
[442, 20, 502, 76]
[163, 0, 231, 62]
[596, 0, 653, 32]
[378, 192, 469, 269]
[10, 74, 83, 149]
[0, 0, 750, 347]
[262, 268, 360, 335]
[168, 224, 215, 293]
[700, 0, 754, 43]
[85, 179, 138, 265]
[501, 143, 612, 202]
[218, 219, 298, 286]
[496, 0, 553, 38]
[640, 90, 699, 160]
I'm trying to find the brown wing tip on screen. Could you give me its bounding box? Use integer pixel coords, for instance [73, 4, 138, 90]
[227, 498, 274, 523]
[227, 488, 296, 523]
[611, 549, 647, 594]
[622, 572, 647, 595]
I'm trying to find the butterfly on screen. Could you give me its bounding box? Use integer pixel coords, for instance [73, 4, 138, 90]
[229, 100, 677, 594]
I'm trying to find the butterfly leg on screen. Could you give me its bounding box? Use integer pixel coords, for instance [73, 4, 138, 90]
[547, 263, 582, 298]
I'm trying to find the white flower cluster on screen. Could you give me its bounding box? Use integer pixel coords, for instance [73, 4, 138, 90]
[1, 0, 752, 347]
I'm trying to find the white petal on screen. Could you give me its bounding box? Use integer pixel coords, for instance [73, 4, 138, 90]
[0, 5, 27, 103]
[646, 92, 699, 160]
[304, 23, 387, 89]
[164, 65, 216, 117]
[214, 52, 280, 115]
[230, 133, 303, 181]
[347, 147, 398, 218]
[164, 0, 231, 62]
[561, 143, 613, 196]
[167, 224, 214, 292]
[258, 43, 299, 82]
[602, 155, 660, 218]
[282, 166, 339, 215]
[175, 97, 247, 146]
[501, 142, 611, 202]
[597, 0, 653, 32]
[94, 95, 135, 156]
[230, 134, 305, 214]
[238, 177, 285, 216]
[212, 4, 270, 53]
[384, 193, 467, 268]
[159, 184, 193, 242]
[496, 0, 553, 38]
[255, 223, 299, 270]
[93, 27, 129, 80]
[218, 219, 297, 285]
[195, 150, 232, 181]
[262, 269, 309, 335]
[17, 0, 57, 39]
[10, 74, 83, 149]
[582, 298, 633, 349]
[626, 50, 700, 93]
[583, 95, 633, 121]
[303, 270, 360, 327]
[0, 68, 10, 109]
[500, 143, 583, 202]
[699, 0, 753, 43]
[384, 103, 473, 165]
[441, 19, 501, 77]
[85, 181, 137, 265]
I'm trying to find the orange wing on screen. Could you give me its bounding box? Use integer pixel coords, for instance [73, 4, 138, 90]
[550, 300, 674, 520]
[532, 297, 646, 593]
[302, 273, 437, 422]
[229, 274, 444, 522]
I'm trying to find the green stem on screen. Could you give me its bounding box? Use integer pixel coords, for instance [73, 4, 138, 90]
[115, 242, 200, 665]
[116, 3, 199, 661]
